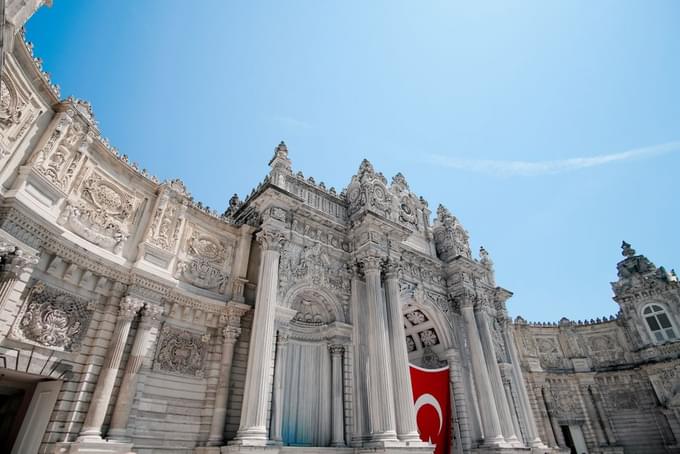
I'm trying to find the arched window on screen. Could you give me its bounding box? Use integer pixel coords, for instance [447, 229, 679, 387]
[643, 304, 677, 343]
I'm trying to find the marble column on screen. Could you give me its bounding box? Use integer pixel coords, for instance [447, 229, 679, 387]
[269, 328, 289, 444]
[329, 344, 346, 447]
[361, 255, 398, 443]
[459, 298, 505, 446]
[235, 229, 285, 445]
[502, 319, 546, 448]
[205, 324, 242, 446]
[79, 296, 143, 440]
[476, 306, 521, 446]
[446, 349, 471, 452]
[349, 264, 369, 445]
[383, 261, 421, 442]
[108, 302, 164, 441]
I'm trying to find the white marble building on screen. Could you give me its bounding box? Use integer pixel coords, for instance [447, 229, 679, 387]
[0, 2, 679, 454]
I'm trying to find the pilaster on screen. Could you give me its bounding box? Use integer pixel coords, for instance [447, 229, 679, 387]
[108, 301, 164, 441]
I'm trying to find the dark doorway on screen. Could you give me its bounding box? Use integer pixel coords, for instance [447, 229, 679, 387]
[0, 375, 36, 453]
[561, 425, 576, 454]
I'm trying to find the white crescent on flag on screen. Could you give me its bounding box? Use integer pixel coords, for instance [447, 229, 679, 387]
[413, 393, 443, 435]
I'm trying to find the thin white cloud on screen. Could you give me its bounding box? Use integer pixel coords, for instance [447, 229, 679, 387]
[428, 141, 680, 177]
[272, 115, 312, 130]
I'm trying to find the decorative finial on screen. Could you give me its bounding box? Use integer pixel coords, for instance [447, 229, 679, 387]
[621, 241, 636, 258]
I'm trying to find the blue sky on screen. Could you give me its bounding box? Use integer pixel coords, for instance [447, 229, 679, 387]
[26, 1, 680, 322]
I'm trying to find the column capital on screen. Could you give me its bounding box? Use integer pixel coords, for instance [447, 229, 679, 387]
[141, 302, 164, 325]
[383, 259, 402, 280]
[223, 325, 242, 343]
[0, 248, 39, 278]
[276, 328, 290, 346]
[328, 343, 345, 356]
[119, 296, 144, 320]
[220, 302, 250, 328]
[359, 254, 383, 274]
[256, 229, 286, 252]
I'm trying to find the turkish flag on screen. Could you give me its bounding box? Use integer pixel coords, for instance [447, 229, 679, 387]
[410, 364, 451, 454]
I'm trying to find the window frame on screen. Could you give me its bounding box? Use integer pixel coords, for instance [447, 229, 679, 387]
[642, 303, 678, 344]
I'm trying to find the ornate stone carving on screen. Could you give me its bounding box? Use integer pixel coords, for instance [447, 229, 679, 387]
[421, 346, 446, 369]
[256, 229, 286, 252]
[432, 204, 472, 261]
[537, 336, 564, 369]
[58, 172, 137, 254]
[418, 328, 439, 347]
[13, 282, 94, 351]
[0, 76, 24, 125]
[328, 344, 345, 355]
[176, 228, 233, 292]
[34, 117, 89, 191]
[118, 296, 144, 320]
[154, 324, 208, 377]
[223, 325, 241, 343]
[279, 241, 350, 296]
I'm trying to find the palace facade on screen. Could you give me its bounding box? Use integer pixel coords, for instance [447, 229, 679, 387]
[0, 2, 679, 454]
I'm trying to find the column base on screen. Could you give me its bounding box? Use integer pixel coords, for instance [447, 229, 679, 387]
[230, 427, 270, 447]
[53, 439, 134, 454]
[221, 447, 430, 454]
[195, 448, 221, 454]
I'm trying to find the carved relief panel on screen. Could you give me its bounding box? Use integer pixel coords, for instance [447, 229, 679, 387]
[279, 240, 350, 299]
[536, 335, 566, 369]
[32, 115, 90, 193]
[0, 63, 43, 161]
[174, 224, 235, 293]
[585, 332, 625, 367]
[57, 170, 140, 254]
[10, 281, 95, 352]
[153, 323, 209, 377]
[145, 193, 186, 253]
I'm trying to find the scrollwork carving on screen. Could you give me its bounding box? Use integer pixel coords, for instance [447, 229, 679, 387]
[13, 282, 94, 351]
[154, 324, 208, 377]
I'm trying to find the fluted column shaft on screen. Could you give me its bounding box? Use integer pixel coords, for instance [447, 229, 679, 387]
[503, 322, 546, 448]
[205, 325, 242, 445]
[235, 230, 285, 445]
[384, 263, 420, 442]
[330, 344, 346, 447]
[446, 349, 471, 452]
[108, 302, 164, 440]
[350, 266, 369, 444]
[362, 256, 398, 442]
[79, 297, 143, 440]
[476, 307, 519, 446]
[460, 302, 505, 446]
[269, 329, 288, 443]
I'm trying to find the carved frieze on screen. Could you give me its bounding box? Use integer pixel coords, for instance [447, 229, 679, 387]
[154, 324, 209, 377]
[12, 281, 94, 351]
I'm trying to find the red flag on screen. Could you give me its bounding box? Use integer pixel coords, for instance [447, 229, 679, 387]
[409, 364, 451, 454]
